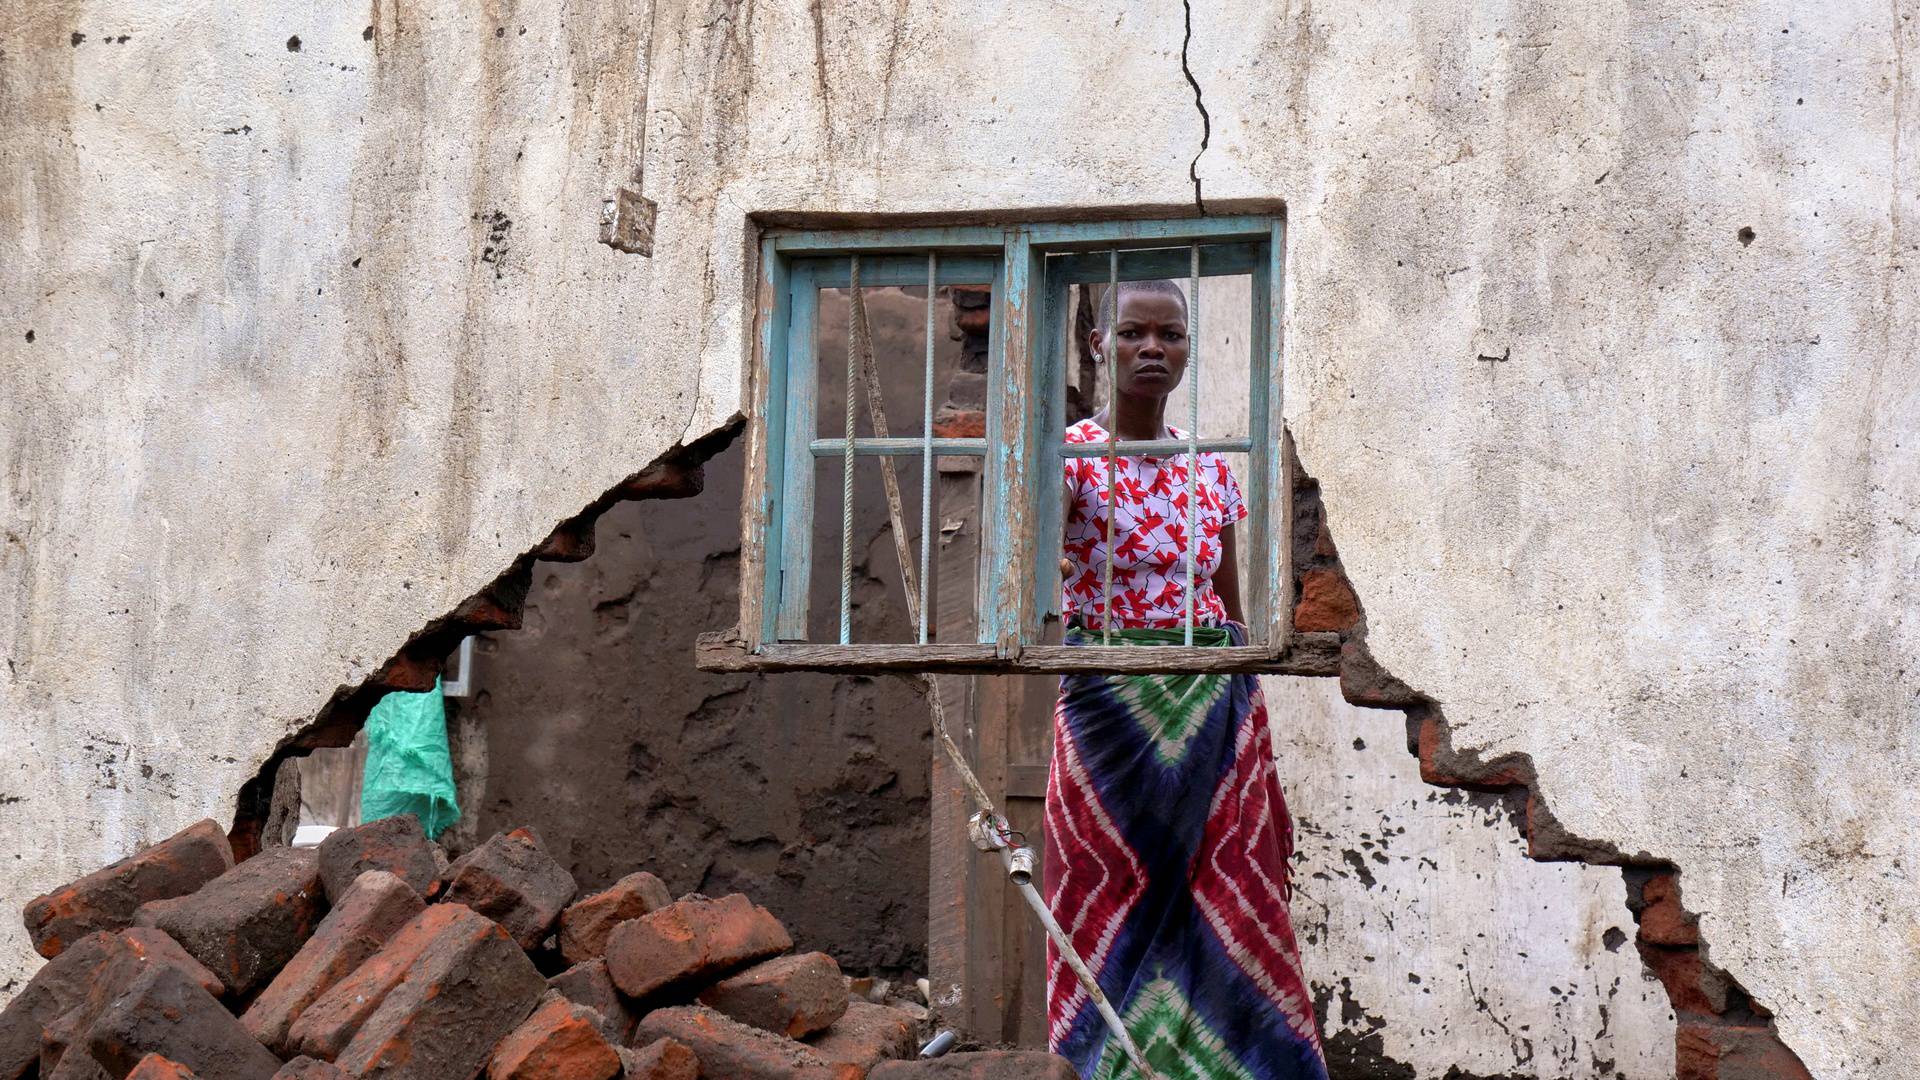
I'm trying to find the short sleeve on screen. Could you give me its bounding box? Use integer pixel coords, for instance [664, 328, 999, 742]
[1214, 455, 1249, 524]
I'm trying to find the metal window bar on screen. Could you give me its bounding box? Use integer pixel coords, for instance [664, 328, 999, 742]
[920, 253, 936, 644]
[840, 256, 860, 645]
[1185, 243, 1200, 645]
[753, 218, 1286, 667]
[811, 438, 1248, 458]
[1101, 249, 1119, 646]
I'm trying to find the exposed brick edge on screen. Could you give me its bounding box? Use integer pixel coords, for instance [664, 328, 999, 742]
[1289, 439, 1812, 1080]
[229, 416, 746, 859]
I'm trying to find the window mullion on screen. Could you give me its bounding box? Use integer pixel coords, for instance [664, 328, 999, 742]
[1265, 219, 1293, 654]
[775, 263, 821, 642]
[751, 238, 790, 648]
[1245, 222, 1291, 654]
[979, 228, 1034, 655]
[1030, 255, 1069, 637]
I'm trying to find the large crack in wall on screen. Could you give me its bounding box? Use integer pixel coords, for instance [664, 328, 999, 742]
[1291, 451, 1815, 1080]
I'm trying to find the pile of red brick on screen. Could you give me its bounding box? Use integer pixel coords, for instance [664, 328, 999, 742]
[3, 818, 1076, 1080]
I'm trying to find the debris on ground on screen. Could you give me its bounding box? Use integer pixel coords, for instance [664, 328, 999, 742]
[4, 817, 1078, 1078]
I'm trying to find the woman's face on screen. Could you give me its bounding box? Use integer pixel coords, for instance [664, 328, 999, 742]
[1092, 291, 1189, 400]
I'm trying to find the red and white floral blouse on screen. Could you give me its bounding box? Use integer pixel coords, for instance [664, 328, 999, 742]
[1060, 418, 1249, 630]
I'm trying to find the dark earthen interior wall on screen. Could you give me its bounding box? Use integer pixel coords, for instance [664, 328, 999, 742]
[449, 289, 959, 980]
[450, 443, 932, 977]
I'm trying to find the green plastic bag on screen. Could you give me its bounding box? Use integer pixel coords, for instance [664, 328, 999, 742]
[360, 678, 460, 840]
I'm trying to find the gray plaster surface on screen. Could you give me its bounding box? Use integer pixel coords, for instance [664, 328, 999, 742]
[3, 2, 1915, 1075]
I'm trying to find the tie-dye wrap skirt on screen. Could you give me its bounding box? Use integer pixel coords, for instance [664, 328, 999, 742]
[1044, 625, 1327, 1080]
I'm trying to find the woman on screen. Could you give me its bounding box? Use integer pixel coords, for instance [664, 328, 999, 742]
[1045, 280, 1327, 1080]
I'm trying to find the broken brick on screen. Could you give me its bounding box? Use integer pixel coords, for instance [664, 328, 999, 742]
[931, 409, 986, 438]
[84, 964, 282, 1080]
[805, 1001, 918, 1071]
[46, 1047, 111, 1080]
[24, 819, 233, 959]
[1, 930, 225, 1080]
[868, 1052, 1080, 1079]
[329, 904, 547, 1080]
[1639, 873, 1701, 947]
[287, 903, 466, 1060]
[558, 871, 672, 965]
[269, 1059, 347, 1080]
[534, 519, 596, 562]
[605, 894, 792, 999]
[696, 951, 847, 1038]
[138, 846, 325, 997]
[241, 870, 424, 1054]
[1293, 567, 1360, 633]
[117, 929, 226, 998]
[437, 828, 578, 950]
[1675, 1018, 1815, 1080]
[486, 994, 621, 1080]
[547, 959, 638, 1045]
[314, 815, 439, 902]
[632, 1006, 859, 1080]
[41, 1005, 105, 1080]
[617, 1039, 697, 1080]
[1641, 945, 1719, 1016]
[126, 1055, 200, 1079]
[1, 932, 112, 1077]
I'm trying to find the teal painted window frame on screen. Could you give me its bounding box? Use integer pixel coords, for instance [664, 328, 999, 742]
[734, 215, 1297, 674]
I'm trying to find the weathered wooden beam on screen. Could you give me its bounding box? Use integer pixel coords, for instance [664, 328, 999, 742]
[692, 633, 1342, 676]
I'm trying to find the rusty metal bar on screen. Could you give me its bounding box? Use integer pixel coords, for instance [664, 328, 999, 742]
[841, 256, 859, 645]
[1102, 249, 1118, 646]
[1185, 245, 1200, 644]
[921, 252, 936, 645]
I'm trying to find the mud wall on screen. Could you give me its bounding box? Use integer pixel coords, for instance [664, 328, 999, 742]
[3, 2, 1916, 1076]
[444, 440, 931, 977]
[442, 281, 960, 978]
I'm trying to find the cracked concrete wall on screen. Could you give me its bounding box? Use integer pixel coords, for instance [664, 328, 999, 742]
[1271, 676, 1675, 1078]
[2, 2, 1915, 1076]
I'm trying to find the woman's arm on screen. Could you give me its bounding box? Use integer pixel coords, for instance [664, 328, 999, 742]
[1216, 524, 1245, 627]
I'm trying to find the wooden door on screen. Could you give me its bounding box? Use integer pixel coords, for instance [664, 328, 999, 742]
[927, 461, 1056, 1046]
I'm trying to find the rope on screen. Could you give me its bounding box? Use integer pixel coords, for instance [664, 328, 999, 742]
[849, 276, 924, 632]
[842, 258, 860, 645]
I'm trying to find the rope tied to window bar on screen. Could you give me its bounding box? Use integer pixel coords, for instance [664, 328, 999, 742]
[841, 258, 860, 645]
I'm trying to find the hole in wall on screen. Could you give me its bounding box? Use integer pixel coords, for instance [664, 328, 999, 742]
[227, 315, 1814, 1078]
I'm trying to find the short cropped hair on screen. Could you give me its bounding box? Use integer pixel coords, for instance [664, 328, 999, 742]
[1095, 279, 1190, 335]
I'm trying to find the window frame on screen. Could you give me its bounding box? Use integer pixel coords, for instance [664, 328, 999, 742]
[711, 214, 1331, 676]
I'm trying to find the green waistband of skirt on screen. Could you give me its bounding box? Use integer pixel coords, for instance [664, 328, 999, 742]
[1063, 624, 1234, 648]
